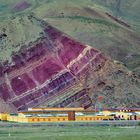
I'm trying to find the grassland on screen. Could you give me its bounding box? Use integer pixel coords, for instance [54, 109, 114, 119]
[0, 123, 140, 140]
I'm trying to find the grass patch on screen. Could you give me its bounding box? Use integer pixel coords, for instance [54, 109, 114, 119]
[48, 16, 120, 28]
[126, 54, 140, 70]
[0, 124, 139, 140]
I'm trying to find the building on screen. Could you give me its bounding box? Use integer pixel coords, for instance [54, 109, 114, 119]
[6, 107, 113, 123]
[1, 108, 140, 123]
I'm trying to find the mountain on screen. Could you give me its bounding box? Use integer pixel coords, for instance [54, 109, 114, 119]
[0, 16, 107, 112]
[0, 16, 139, 113]
[1, 0, 140, 75]
[0, 0, 140, 112]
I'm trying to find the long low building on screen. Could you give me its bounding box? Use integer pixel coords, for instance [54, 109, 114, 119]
[1, 108, 140, 123]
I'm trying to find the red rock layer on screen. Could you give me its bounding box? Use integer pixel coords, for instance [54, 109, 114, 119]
[0, 24, 107, 112]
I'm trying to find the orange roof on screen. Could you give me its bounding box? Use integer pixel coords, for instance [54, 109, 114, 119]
[28, 107, 84, 111]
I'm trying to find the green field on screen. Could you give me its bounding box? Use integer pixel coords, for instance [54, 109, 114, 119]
[0, 123, 140, 140]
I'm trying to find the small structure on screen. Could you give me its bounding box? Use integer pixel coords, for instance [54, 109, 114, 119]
[0, 113, 8, 121]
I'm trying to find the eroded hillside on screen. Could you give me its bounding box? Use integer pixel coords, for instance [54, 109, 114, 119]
[0, 0, 140, 75]
[0, 0, 140, 112]
[0, 16, 139, 113]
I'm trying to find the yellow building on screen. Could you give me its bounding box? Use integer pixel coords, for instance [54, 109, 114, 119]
[6, 108, 114, 123]
[102, 110, 137, 120]
[0, 113, 8, 121]
[7, 108, 84, 123]
[7, 114, 113, 123]
[2, 108, 139, 123]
